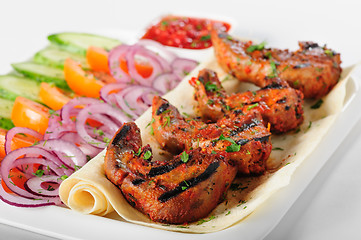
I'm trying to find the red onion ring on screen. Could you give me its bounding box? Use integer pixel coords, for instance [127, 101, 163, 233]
[171, 57, 199, 79]
[108, 44, 132, 83]
[126, 45, 165, 86]
[5, 127, 43, 154]
[25, 175, 61, 197]
[136, 39, 177, 62]
[61, 98, 101, 125]
[75, 103, 126, 149]
[0, 148, 67, 199]
[99, 82, 127, 103]
[38, 140, 87, 168]
[0, 180, 60, 207]
[59, 132, 100, 158]
[152, 73, 180, 94]
[114, 86, 156, 117]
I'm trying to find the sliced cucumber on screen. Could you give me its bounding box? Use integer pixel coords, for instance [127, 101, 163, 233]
[0, 75, 41, 102]
[34, 46, 89, 69]
[48, 32, 121, 56]
[0, 98, 14, 119]
[12, 62, 69, 90]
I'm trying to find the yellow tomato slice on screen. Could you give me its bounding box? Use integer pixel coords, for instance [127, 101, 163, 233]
[64, 58, 105, 98]
[11, 96, 50, 135]
[39, 82, 72, 110]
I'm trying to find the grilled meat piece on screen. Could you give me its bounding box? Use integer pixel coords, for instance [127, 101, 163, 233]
[211, 30, 342, 99]
[152, 96, 272, 175]
[104, 122, 237, 224]
[189, 69, 304, 133]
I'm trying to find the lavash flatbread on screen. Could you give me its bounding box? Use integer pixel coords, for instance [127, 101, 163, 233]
[59, 59, 355, 233]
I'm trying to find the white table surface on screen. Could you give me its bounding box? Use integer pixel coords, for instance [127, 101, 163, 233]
[1, 0, 361, 239]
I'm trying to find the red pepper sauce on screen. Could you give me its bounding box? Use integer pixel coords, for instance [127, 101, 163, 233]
[142, 15, 231, 50]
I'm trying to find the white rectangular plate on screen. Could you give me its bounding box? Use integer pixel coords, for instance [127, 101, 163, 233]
[1, 27, 361, 240]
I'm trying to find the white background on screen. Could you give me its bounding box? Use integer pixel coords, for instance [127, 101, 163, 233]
[1, 0, 361, 239]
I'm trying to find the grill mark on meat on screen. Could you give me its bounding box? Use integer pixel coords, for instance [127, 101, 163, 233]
[262, 82, 286, 90]
[276, 98, 287, 104]
[112, 124, 130, 147]
[132, 178, 146, 186]
[235, 139, 250, 146]
[156, 102, 170, 115]
[229, 120, 259, 136]
[293, 63, 311, 69]
[148, 160, 184, 178]
[158, 161, 220, 203]
[253, 135, 271, 143]
[304, 42, 320, 49]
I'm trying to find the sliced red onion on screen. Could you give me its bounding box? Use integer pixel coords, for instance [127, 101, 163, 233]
[76, 103, 126, 149]
[136, 39, 177, 62]
[14, 157, 68, 177]
[61, 98, 102, 125]
[171, 58, 199, 79]
[0, 180, 60, 207]
[59, 132, 100, 158]
[99, 82, 127, 103]
[37, 140, 87, 168]
[126, 45, 165, 86]
[25, 175, 61, 197]
[5, 127, 43, 154]
[0, 148, 67, 199]
[108, 44, 132, 83]
[152, 73, 180, 94]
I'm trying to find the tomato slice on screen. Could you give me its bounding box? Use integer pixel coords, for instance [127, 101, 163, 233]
[39, 82, 73, 110]
[11, 96, 50, 135]
[64, 58, 105, 98]
[86, 46, 110, 73]
[86, 46, 153, 78]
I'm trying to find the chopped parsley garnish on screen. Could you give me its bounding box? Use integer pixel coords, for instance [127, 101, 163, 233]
[134, 148, 142, 156]
[196, 215, 216, 225]
[246, 41, 266, 53]
[181, 180, 190, 190]
[247, 103, 259, 110]
[204, 82, 219, 92]
[324, 49, 334, 57]
[103, 137, 111, 143]
[218, 134, 240, 152]
[272, 147, 284, 151]
[60, 175, 68, 181]
[163, 116, 171, 127]
[226, 144, 241, 152]
[143, 150, 152, 160]
[33, 169, 44, 177]
[181, 151, 189, 163]
[269, 60, 278, 78]
[311, 99, 323, 109]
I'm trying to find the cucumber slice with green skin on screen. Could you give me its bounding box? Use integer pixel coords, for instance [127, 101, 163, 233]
[34, 46, 89, 69]
[0, 75, 41, 102]
[0, 98, 15, 130]
[48, 32, 121, 56]
[12, 62, 70, 90]
[0, 98, 14, 119]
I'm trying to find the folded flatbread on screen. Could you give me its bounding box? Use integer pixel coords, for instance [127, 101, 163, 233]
[59, 59, 355, 233]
